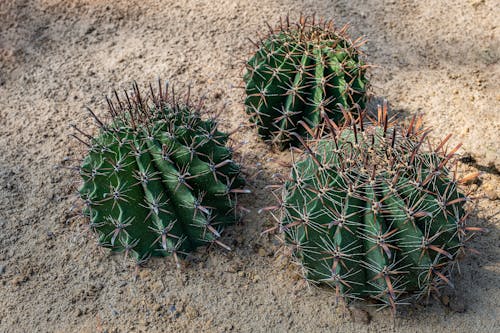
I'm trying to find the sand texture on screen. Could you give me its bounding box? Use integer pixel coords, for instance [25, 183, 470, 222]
[0, 0, 499, 332]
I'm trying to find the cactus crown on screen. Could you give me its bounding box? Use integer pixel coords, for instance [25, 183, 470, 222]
[244, 15, 369, 149]
[270, 104, 474, 310]
[74, 81, 246, 264]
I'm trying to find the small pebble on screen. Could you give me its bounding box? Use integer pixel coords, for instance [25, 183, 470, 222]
[139, 318, 149, 326]
[138, 269, 151, 280]
[11, 276, 24, 286]
[484, 188, 498, 201]
[449, 298, 466, 313]
[349, 305, 371, 324]
[442, 291, 467, 313]
[185, 305, 198, 320]
[226, 264, 239, 273]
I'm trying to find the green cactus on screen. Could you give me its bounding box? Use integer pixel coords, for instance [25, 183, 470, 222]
[272, 104, 474, 310]
[75, 81, 247, 264]
[243, 15, 369, 150]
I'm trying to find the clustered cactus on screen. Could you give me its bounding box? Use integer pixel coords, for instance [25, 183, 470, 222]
[244, 15, 368, 149]
[75, 82, 246, 263]
[67, 15, 480, 312]
[271, 104, 472, 310]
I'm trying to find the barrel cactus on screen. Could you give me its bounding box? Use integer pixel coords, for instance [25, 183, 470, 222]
[270, 104, 476, 310]
[74, 81, 247, 264]
[243, 15, 369, 149]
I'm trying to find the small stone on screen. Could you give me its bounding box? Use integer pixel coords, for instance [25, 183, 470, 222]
[11, 275, 24, 286]
[213, 91, 223, 99]
[226, 264, 239, 273]
[449, 297, 466, 313]
[131, 298, 141, 307]
[349, 305, 371, 324]
[484, 188, 498, 201]
[237, 271, 245, 277]
[138, 269, 151, 280]
[459, 153, 476, 164]
[139, 318, 149, 326]
[185, 305, 198, 320]
[151, 281, 164, 293]
[252, 275, 261, 283]
[85, 26, 96, 35]
[258, 248, 267, 257]
[470, 0, 485, 8]
[441, 295, 450, 306]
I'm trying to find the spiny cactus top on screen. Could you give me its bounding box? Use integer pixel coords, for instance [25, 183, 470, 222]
[269, 104, 477, 310]
[244, 15, 369, 150]
[74, 82, 247, 264]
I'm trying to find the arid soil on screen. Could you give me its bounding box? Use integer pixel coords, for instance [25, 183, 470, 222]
[0, 0, 498, 332]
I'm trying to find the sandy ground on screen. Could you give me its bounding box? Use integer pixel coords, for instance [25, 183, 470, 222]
[0, 0, 499, 332]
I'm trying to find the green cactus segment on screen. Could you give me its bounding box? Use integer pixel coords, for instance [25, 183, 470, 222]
[244, 18, 368, 149]
[279, 113, 467, 308]
[78, 86, 246, 263]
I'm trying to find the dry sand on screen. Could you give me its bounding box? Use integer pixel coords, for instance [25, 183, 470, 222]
[0, 0, 499, 332]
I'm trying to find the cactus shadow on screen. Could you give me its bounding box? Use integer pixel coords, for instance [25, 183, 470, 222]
[231, 146, 290, 237]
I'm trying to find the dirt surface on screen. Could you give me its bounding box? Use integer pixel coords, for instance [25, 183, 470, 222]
[0, 0, 499, 332]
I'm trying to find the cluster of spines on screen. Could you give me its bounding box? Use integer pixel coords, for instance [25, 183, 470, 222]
[265, 103, 479, 311]
[71, 81, 248, 264]
[244, 15, 369, 149]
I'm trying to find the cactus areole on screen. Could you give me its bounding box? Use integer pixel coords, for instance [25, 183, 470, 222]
[76, 82, 246, 264]
[244, 15, 369, 149]
[274, 104, 473, 310]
